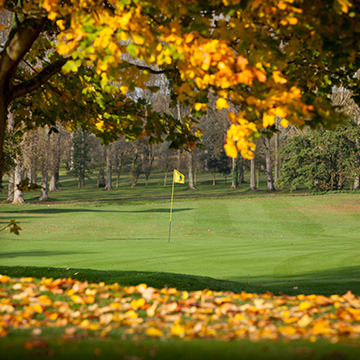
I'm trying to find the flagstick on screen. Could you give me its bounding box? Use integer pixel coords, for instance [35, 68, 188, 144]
[168, 171, 175, 243]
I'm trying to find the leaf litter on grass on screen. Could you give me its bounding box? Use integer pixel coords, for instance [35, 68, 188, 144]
[1, 274, 360, 346]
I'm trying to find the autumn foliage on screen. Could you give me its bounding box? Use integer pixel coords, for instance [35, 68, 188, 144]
[1, 274, 360, 344]
[1, 0, 359, 180]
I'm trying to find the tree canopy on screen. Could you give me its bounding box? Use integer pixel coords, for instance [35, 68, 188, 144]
[0, 0, 359, 182]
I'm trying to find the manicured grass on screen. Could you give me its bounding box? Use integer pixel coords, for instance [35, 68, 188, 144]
[2, 335, 360, 360]
[1, 193, 359, 296]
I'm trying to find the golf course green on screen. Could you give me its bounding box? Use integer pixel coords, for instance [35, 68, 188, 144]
[1, 193, 359, 296]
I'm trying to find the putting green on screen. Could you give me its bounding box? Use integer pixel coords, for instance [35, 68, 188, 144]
[1, 194, 359, 294]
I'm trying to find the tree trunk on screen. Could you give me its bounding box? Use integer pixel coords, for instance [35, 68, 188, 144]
[49, 132, 59, 192]
[104, 145, 113, 191]
[263, 137, 275, 192]
[12, 163, 25, 204]
[40, 167, 49, 201]
[49, 174, 57, 192]
[354, 176, 360, 190]
[354, 139, 360, 190]
[131, 173, 139, 188]
[0, 90, 7, 183]
[249, 158, 256, 190]
[97, 162, 105, 188]
[7, 171, 14, 202]
[29, 160, 37, 184]
[256, 165, 260, 189]
[55, 130, 61, 188]
[116, 169, 121, 188]
[69, 132, 75, 172]
[231, 157, 239, 189]
[238, 157, 245, 184]
[79, 131, 86, 188]
[187, 150, 196, 190]
[40, 130, 50, 201]
[177, 149, 181, 171]
[274, 132, 280, 182]
[0, 13, 54, 182]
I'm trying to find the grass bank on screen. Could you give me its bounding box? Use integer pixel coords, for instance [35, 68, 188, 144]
[1, 193, 359, 296]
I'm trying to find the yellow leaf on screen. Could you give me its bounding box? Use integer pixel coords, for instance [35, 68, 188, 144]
[273, 71, 287, 84]
[273, 107, 287, 118]
[194, 103, 206, 111]
[288, 17, 298, 25]
[146, 327, 163, 337]
[278, 326, 297, 336]
[146, 302, 158, 317]
[312, 321, 331, 335]
[0, 275, 11, 283]
[224, 143, 238, 158]
[236, 56, 248, 70]
[253, 69, 266, 83]
[337, 0, 350, 13]
[130, 298, 146, 309]
[298, 314, 313, 327]
[108, 42, 118, 54]
[262, 113, 275, 127]
[132, 34, 145, 45]
[38, 295, 52, 306]
[32, 304, 43, 313]
[56, 20, 66, 30]
[171, 324, 185, 337]
[280, 119, 289, 128]
[124, 310, 138, 319]
[216, 98, 229, 110]
[298, 301, 313, 311]
[185, 33, 194, 43]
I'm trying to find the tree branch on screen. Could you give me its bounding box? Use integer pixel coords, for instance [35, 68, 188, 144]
[10, 58, 67, 100]
[124, 60, 173, 75]
[3, 0, 48, 17]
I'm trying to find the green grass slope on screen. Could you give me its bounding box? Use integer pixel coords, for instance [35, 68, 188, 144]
[1, 193, 359, 296]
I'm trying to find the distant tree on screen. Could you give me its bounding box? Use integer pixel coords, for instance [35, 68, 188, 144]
[39, 127, 50, 201]
[113, 137, 131, 189]
[48, 127, 62, 192]
[231, 158, 239, 189]
[277, 124, 360, 191]
[249, 158, 256, 191]
[186, 149, 196, 190]
[157, 142, 175, 187]
[104, 144, 114, 191]
[70, 129, 93, 188]
[261, 135, 275, 192]
[141, 141, 155, 187]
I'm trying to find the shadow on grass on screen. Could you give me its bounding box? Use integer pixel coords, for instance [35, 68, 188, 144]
[0, 208, 193, 215]
[0, 250, 93, 259]
[0, 265, 359, 296]
[228, 265, 360, 296]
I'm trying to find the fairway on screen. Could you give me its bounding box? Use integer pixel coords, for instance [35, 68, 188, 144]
[1, 193, 359, 295]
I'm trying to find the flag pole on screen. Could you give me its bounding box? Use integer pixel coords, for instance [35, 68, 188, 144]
[168, 170, 175, 243]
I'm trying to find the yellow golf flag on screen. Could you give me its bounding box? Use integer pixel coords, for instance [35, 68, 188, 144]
[174, 170, 185, 184]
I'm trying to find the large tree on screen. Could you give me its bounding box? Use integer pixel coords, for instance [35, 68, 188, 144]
[1, 0, 359, 184]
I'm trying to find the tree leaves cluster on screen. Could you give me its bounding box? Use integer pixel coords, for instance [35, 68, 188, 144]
[1, 0, 360, 184]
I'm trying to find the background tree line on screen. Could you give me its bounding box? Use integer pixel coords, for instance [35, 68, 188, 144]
[3, 83, 360, 205]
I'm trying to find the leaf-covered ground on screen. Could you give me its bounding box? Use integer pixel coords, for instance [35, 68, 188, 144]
[1, 274, 360, 346]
